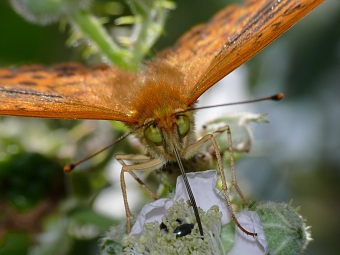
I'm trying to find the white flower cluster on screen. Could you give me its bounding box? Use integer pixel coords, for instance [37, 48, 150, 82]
[123, 170, 267, 255]
[122, 200, 223, 254]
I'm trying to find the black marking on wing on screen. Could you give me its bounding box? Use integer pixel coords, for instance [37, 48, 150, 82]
[0, 74, 16, 79]
[18, 81, 38, 86]
[0, 88, 64, 99]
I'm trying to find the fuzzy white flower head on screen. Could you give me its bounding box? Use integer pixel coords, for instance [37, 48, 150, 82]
[123, 170, 268, 255]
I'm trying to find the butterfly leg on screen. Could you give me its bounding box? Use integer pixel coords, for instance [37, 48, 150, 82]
[210, 131, 256, 236]
[115, 154, 164, 233]
[185, 125, 256, 236]
[188, 125, 248, 204]
[116, 154, 159, 200]
[224, 125, 249, 206]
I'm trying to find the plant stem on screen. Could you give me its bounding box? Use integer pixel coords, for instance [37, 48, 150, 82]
[71, 11, 130, 69]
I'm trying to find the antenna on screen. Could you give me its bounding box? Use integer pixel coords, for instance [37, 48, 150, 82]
[64, 124, 144, 172]
[181, 93, 284, 113]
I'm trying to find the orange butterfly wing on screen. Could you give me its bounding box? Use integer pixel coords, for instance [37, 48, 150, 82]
[0, 63, 138, 122]
[157, 0, 323, 105]
[0, 0, 323, 121]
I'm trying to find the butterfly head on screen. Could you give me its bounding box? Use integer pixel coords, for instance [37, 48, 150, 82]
[122, 60, 198, 162]
[130, 108, 196, 162]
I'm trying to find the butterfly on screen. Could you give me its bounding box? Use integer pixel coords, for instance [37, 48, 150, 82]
[0, 0, 323, 234]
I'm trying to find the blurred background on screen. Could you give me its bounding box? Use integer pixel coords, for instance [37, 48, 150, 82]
[0, 0, 339, 254]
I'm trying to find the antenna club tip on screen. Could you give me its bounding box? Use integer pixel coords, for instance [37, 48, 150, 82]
[64, 164, 75, 172]
[272, 93, 284, 101]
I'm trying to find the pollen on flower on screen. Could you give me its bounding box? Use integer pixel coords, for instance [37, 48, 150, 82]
[122, 199, 224, 255]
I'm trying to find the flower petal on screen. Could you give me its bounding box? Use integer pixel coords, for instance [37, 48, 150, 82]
[130, 198, 172, 236]
[173, 170, 231, 224]
[228, 211, 268, 255]
[130, 170, 231, 236]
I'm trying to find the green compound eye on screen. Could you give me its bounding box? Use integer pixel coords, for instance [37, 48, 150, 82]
[177, 115, 190, 137]
[144, 123, 162, 144]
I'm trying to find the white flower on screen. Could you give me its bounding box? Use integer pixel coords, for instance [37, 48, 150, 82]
[197, 113, 269, 153]
[227, 211, 268, 255]
[125, 170, 268, 255]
